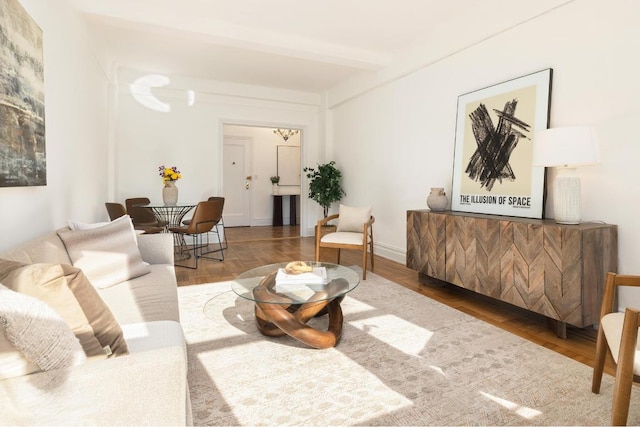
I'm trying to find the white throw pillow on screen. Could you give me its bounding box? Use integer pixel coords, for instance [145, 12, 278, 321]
[57, 215, 151, 289]
[336, 205, 372, 233]
[0, 284, 86, 378]
[67, 219, 111, 231]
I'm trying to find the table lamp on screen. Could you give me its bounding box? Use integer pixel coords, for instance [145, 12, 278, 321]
[532, 126, 600, 224]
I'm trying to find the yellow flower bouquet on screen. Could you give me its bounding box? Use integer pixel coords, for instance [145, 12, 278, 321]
[159, 165, 182, 182]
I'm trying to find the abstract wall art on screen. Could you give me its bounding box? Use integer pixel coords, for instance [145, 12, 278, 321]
[0, 0, 45, 187]
[451, 69, 552, 218]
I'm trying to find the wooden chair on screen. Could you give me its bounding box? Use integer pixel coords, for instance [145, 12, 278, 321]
[169, 199, 225, 269]
[315, 206, 374, 280]
[104, 202, 163, 234]
[592, 272, 640, 425]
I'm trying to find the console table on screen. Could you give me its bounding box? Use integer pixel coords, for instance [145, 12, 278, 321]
[272, 194, 298, 226]
[406, 210, 618, 337]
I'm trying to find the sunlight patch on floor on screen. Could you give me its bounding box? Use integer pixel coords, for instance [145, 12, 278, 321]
[480, 391, 542, 419]
[348, 314, 433, 357]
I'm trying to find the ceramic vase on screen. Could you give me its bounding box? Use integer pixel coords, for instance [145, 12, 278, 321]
[427, 187, 448, 211]
[272, 183, 280, 194]
[163, 181, 179, 206]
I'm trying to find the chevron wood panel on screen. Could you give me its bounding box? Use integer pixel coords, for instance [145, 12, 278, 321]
[426, 213, 446, 279]
[446, 214, 477, 289]
[475, 218, 501, 298]
[406, 210, 618, 329]
[406, 211, 421, 272]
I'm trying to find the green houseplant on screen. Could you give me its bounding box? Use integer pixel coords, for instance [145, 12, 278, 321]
[304, 161, 346, 218]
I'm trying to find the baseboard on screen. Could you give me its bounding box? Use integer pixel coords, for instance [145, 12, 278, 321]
[374, 242, 406, 264]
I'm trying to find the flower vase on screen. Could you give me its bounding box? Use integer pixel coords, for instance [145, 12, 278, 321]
[163, 181, 179, 206]
[272, 183, 279, 194]
[426, 187, 448, 211]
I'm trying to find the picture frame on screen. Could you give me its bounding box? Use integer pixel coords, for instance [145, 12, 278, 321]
[450, 69, 552, 219]
[0, 0, 46, 187]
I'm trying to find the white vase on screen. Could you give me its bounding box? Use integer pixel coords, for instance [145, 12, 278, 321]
[426, 187, 448, 211]
[163, 181, 179, 206]
[272, 183, 279, 194]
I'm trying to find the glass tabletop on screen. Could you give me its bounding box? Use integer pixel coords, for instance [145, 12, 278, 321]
[232, 262, 360, 305]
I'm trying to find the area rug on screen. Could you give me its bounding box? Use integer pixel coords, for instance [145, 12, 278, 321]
[178, 269, 636, 426]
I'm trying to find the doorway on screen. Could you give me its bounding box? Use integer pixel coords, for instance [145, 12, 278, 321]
[222, 124, 301, 235]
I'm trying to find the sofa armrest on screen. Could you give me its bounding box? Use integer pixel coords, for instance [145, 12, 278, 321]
[0, 346, 188, 425]
[136, 233, 175, 265]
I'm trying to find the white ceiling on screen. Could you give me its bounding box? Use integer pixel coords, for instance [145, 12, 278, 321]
[69, 0, 571, 93]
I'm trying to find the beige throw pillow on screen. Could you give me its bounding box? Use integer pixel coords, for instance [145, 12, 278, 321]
[0, 259, 129, 358]
[336, 205, 372, 233]
[0, 284, 86, 376]
[57, 215, 150, 289]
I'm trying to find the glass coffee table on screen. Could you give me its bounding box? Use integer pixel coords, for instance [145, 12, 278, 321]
[232, 262, 359, 349]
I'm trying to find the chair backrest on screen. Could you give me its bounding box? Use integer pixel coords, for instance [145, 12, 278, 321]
[207, 196, 225, 221]
[186, 199, 224, 234]
[207, 196, 225, 209]
[105, 202, 127, 221]
[125, 197, 157, 225]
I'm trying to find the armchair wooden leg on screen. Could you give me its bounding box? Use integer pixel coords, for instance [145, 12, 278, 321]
[592, 326, 608, 394]
[362, 248, 367, 280]
[611, 308, 639, 425]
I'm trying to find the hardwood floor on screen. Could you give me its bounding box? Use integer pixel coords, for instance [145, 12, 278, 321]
[175, 225, 615, 376]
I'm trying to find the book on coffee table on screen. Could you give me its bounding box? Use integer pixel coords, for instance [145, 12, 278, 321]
[275, 267, 328, 292]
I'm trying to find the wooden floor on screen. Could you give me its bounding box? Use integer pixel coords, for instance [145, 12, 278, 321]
[175, 225, 615, 376]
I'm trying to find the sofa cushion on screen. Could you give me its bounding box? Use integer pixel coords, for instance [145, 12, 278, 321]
[0, 284, 86, 379]
[0, 259, 129, 358]
[336, 204, 372, 232]
[57, 215, 151, 289]
[98, 264, 180, 325]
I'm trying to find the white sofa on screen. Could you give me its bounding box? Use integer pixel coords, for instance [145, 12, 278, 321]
[0, 221, 192, 426]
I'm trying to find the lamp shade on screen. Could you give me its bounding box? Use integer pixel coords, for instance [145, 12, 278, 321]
[532, 126, 601, 167]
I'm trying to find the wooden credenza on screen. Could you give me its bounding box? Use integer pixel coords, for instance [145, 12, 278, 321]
[407, 210, 617, 334]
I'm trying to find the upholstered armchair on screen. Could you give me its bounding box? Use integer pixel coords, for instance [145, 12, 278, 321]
[592, 272, 640, 425]
[315, 205, 374, 280]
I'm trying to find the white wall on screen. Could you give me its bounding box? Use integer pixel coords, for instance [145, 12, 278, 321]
[327, 0, 640, 308]
[0, 0, 111, 251]
[114, 68, 320, 233]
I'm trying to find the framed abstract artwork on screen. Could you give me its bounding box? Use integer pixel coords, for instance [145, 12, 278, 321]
[451, 69, 552, 219]
[0, 0, 46, 187]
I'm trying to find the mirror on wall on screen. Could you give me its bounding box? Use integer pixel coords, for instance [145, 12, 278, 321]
[277, 145, 301, 185]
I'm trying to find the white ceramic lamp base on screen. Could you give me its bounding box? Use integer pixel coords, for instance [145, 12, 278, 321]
[553, 168, 581, 224]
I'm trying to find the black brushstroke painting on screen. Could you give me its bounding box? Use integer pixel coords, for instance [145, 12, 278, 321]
[465, 99, 530, 191]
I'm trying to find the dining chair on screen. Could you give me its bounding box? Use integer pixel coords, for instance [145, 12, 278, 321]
[169, 199, 225, 269]
[315, 204, 374, 280]
[104, 202, 163, 234]
[592, 272, 640, 425]
[182, 196, 228, 250]
[105, 202, 127, 220]
[125, 197, 168, 229]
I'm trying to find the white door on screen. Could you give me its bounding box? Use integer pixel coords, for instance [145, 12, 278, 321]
[223, 138, 252, 227]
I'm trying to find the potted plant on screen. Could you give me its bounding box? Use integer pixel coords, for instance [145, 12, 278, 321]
[270, 175, 280, 194]
[303, 161, 346, 218]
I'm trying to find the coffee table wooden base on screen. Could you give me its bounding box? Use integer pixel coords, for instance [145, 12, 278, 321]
[254, 298, 343, 349]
